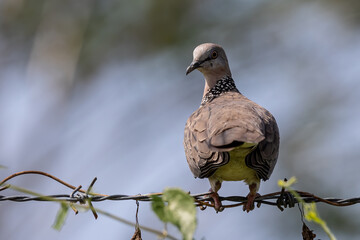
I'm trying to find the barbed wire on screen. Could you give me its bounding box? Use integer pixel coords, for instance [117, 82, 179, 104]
[1, 171, 359, 212]
[2, 171, 360, 240]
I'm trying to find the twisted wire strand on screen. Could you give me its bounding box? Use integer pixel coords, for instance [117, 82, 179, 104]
[1, 192, 360, 205]
[1, 171, 359, 210]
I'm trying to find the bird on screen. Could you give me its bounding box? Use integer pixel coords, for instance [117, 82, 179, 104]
[184, 43, 279, 212]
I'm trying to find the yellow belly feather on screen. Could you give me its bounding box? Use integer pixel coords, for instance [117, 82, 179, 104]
[212, 143, 259, 184]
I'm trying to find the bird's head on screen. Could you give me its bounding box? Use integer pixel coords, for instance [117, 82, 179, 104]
[186, 43, 232, 87]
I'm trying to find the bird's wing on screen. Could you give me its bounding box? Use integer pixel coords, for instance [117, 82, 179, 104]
[184, 104, 230, 178]
[242, 104, 279, 180]
[184, 92, 279, 180]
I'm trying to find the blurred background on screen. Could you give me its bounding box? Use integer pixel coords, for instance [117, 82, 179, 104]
[1, 0, 360, 239]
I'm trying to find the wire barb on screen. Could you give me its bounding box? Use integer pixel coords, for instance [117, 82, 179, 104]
[85, 177, 98, 219]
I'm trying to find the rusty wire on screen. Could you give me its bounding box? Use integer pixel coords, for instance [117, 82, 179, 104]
[1, 171, 360, 212]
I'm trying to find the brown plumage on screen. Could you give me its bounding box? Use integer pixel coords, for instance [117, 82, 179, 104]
[184, 43, 279, 212]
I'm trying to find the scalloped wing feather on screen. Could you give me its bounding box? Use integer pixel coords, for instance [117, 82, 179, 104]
[184, 92, 279, 180]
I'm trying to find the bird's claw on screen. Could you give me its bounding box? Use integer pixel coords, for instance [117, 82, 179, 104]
[243, 193, 260, 212]
[208, 191, 224, 213]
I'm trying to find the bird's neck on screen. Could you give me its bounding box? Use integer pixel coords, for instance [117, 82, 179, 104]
[201, 76, 239, 105]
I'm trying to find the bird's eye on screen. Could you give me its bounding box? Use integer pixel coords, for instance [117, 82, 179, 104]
[211, 51, 218, 59]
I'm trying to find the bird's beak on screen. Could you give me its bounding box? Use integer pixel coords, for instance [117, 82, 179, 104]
[186, 61, 201, 75]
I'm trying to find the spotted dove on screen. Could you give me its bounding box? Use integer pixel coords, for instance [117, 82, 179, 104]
[184, 43, 280, 212]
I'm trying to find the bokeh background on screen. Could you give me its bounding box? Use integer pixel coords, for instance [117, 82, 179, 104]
[1, 0, 360, 239]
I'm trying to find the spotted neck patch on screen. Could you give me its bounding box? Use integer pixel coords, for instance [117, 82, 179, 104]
[201, 76, 239, 105]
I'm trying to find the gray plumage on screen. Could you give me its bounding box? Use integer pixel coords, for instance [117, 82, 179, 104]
[184, 90, 279, 180]
[184, 43, 280, 212]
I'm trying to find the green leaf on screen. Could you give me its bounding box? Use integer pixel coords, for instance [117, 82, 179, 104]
[53, 202, 69, 231]
[151, 188, 197, 240]
[151, 195, 167, 222]
[303, 202, 336, 240]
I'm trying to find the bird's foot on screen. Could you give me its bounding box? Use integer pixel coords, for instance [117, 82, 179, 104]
[243, 192, 260, 212]
[208, 191, 224, 213]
